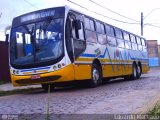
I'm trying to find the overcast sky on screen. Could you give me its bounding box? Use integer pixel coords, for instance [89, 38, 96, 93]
[1, 0, 160, 44]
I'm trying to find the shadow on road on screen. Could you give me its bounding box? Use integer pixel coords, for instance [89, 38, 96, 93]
[24, 76, 146, 95]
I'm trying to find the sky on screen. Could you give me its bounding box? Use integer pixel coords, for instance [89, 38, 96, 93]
[1, 0, 160, 44]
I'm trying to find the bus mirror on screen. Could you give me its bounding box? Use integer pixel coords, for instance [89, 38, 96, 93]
[74, 20, 81, 30]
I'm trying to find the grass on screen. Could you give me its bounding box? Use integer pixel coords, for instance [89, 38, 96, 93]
[148, 102, 160, 119]
[0, 88, 42, 97]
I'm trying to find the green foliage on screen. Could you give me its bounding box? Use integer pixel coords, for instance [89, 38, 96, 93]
[148, 102, 160, 119]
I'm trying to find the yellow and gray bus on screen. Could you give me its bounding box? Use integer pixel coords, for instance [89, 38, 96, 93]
[9, 6, 149, 90]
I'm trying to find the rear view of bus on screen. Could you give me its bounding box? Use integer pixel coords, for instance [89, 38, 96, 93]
[10, 7, 77, 90]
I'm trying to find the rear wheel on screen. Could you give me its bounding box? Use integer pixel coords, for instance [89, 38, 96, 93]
[137, 64, 141, 79]
[131, 64, 137, 80]
[88, 63, 102, 88]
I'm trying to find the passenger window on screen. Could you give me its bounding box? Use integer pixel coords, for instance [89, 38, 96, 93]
[101, 24, 105, 34]
[125, 41, 132, 49]
[115, 29, 123, 39]
[96, 22, 101, 33]
[107, 36, 117, 46]
[96, 21, 105, 34]
[96, 22, 107, 44]
[97, 34, 107, 44]
[106, 25, 117, 46]
[141, 38, 146, 46]
[90, 20, 95, 31]
[84, 17, 95, 31]
[136, 37, 141, 45]
[132, 43, 138, 50]
[130, 34, 136, 43]
[123, 32, 130, 41]
[84, 17, 97, 43]
[117, 39, 125, 48]
[85, 30, 97, 43]
[84, 17, 90, 30]
[105, 25, 115, 37]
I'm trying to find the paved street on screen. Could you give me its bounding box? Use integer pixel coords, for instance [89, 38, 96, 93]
[0, 68, 160, 119]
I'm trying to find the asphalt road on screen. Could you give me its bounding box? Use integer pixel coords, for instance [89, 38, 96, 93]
[0, 68, 160, 120]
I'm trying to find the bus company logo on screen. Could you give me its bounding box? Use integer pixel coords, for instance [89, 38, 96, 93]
[95, 48, 101, 57]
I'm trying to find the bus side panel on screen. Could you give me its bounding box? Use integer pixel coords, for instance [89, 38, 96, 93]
[142, 64, 149, 73]
[102, 64, 115, 77]
[74, 64, 92, 80]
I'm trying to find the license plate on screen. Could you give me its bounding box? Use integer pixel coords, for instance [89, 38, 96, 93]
[31, 75, 40, 79]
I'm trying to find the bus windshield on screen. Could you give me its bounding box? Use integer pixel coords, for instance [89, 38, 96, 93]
[10, 18, 64, 68]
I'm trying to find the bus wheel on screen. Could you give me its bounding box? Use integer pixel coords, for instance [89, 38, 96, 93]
[41, 84, 55, 92]
[131, 64, 137, 80]
[88, 63, 102, 88]
[137, 64, 141, 79]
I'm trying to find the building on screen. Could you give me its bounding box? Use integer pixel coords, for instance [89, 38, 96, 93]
[147, 40, 159, 67]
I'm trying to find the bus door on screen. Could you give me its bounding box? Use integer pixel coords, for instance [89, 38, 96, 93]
[68, 12, 88, 80]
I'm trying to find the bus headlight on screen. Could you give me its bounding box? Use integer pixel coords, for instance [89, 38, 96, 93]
[12, 70, 19, 75]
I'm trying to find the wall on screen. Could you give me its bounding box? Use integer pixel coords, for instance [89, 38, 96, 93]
[0, 41, 10, 81]
[147, 40, 159, 67]
[147, 40, 158, 57]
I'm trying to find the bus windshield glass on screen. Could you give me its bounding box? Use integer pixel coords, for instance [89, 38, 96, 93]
[10, 18, 64, 67]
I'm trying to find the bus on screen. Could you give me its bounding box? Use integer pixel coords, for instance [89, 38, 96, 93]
[9, 6, 149, 90]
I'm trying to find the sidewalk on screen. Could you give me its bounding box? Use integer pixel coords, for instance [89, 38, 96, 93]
[0, 83, 41, 91]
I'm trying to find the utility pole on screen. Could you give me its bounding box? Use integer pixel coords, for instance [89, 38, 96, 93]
[141, 12, 143, 36]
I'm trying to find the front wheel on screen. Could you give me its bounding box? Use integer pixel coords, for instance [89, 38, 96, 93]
[88, 64, 102, 88]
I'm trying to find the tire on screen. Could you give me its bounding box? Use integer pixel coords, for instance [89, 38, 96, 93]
[88, 63, 102, 88]
[131, 64, 137, 80]
[137, 64, 141, 79]
[41, 84, 55, 92]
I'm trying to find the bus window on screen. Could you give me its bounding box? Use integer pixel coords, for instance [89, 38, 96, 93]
[115, 29, 123, 39]
[117, 39, 125, 48]
[130, 34, 136, 43]
[84, 17, 90, 30]
[105, 25, 117, 46]
[16, 32, 24, 58]
[115, 29, 124, 48]
[84, 17, 97, 43]
[105, 25, 115, 37]
[123, 32, 130, 41]
[96, 21, 107, 44]
[141, 38, 146, 46]
[132, 43, 138, 50]
[90, 19, 95, 31]
[125, 41, 132, 49]
[136, 37, 141, 45]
